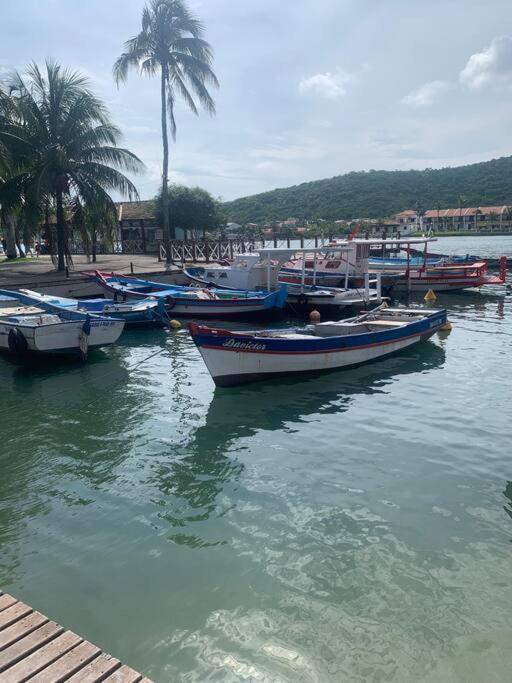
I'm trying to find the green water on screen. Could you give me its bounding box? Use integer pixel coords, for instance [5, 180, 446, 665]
[1, 237, 512, 682]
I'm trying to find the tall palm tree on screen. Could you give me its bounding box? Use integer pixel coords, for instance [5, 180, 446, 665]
[0, 60, 144, 270]
[457, 194, 465, 231]
[113, 0, 218, 263]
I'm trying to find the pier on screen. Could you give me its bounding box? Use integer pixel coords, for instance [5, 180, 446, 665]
[0, 591, 151, 682]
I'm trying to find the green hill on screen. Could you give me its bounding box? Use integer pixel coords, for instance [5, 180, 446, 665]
[223, 156, 512, 224]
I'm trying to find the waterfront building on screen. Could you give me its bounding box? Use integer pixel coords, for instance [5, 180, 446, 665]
[393, 206, 512, 233]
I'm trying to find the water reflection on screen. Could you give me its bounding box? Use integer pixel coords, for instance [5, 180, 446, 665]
[0, 352, 147, 585]
[199, 341, 446, 445]
[503, 481, 512, 524]
[147, 341, 445, 549]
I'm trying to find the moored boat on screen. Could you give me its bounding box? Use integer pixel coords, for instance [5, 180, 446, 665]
[92, 271, 287, 317]
[408, 248, 502, 269]
[184, 248, 383, 309]
[17, 289, 165, 326]
[0, 289, 124, 358]
[189, 306, 447, 387]
[378, 257, 507, 292]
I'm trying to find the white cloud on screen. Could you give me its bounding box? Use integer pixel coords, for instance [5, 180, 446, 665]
[248, 139, 327, 162]
[401, 80, 450, 107]
[460, 36, 512, 89]
[298, 69, 353, 100]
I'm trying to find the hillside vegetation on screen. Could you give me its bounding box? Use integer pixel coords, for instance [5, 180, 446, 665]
[223, 156, 512, 223]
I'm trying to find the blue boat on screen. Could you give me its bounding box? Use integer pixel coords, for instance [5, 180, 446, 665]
[17, 288, 165, 326]
[93, 271, 288, 318]
[189, 306, 448, 386]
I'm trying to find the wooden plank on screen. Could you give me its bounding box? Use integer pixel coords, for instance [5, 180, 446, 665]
[65, 652, 122, 682]
[103, 663, 143, 682]
[0, 603, 33, 631]
[0, 630, 82, 682]
[0, 621, 63, 672]
[0, 611, 48, 651]
[0, 595, 17, 613]
[28, 641, 100, 682]
[0, 593, 152, 682]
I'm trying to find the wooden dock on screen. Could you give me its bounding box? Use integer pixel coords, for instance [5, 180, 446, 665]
[0, 591, 151, 682]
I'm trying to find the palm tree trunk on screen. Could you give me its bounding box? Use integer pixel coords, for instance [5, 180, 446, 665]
[160, 66, 171, 264]
[4, 211, 17, 259]
[55, 191, 66, 271]
[92, 230, 97, 263]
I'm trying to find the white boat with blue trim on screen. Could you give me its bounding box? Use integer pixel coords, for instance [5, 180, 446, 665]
[189, 306, 447, 387]
[92, 271, 287, 317]
[0, 289, 124, 358]
[17, 288, 164, 326]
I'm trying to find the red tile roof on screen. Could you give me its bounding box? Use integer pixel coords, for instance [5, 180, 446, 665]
[423, 205, 509, 218]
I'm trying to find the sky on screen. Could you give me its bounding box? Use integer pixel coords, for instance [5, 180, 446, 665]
[1, 0, 512, 202]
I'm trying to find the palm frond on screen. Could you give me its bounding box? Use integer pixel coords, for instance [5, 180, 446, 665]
[80, 146, 145, 174]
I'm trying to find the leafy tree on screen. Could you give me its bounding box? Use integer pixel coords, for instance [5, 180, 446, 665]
[71, 199, 118, 262]
[0, 60, 143, 270]
[155, 183, 221, 238]
[114, 0, 218, 261]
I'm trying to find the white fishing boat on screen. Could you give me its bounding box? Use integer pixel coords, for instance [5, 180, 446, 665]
[189, 306, 448, 387]
[0, 290, 124, 358]
[184, 247, 383, 309]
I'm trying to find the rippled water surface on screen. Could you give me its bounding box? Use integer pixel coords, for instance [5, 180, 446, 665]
[1, 237, 511, 682]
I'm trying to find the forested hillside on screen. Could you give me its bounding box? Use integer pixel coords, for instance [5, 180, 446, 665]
[223, 156, 512, 223]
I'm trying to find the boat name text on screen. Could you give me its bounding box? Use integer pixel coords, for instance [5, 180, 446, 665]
[223, 338, 266, 351]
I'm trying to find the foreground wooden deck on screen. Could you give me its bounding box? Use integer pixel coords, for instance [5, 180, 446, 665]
[0, 591, 151, 682]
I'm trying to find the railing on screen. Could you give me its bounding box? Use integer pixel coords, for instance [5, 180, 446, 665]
[158, 237, 332, 263]
[365, 272, 382, 303]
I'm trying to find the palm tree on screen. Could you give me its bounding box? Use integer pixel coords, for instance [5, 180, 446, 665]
[474, 208, 482, 231]
[0, 103, 22, 259]
[457, 194, 465, 231]
[0, 60, 144, 270]
[71, 199, 118, 263]
[113, 0, 218, 263]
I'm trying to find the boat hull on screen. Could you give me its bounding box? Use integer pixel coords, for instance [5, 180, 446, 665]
[189, 310, 446, 386]
[382, 274, 504, 291]
[93, 272, 287, 317]
[0, 318, 124, 355]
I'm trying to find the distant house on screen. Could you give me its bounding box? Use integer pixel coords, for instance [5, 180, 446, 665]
[116, 200, 160, 253]
[225, 222, 242, 233]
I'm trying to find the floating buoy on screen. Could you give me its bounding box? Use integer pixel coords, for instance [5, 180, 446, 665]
[309, 309, 321, 322]
[168, 319, 182, 329]
[439, 320, 452, 331]
[424, 289, 437, 302]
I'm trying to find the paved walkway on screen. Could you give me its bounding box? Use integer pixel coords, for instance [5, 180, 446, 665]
[0, 255, 178, 288]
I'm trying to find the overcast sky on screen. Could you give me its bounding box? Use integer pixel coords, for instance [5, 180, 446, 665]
[1, 0, 512, 201]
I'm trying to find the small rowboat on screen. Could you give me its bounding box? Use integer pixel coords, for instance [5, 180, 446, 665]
[17, 289, 165, 326]
[92, 271, 287, 318]
[0, 289, 124, 358]
[189, 306, 447, 386]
